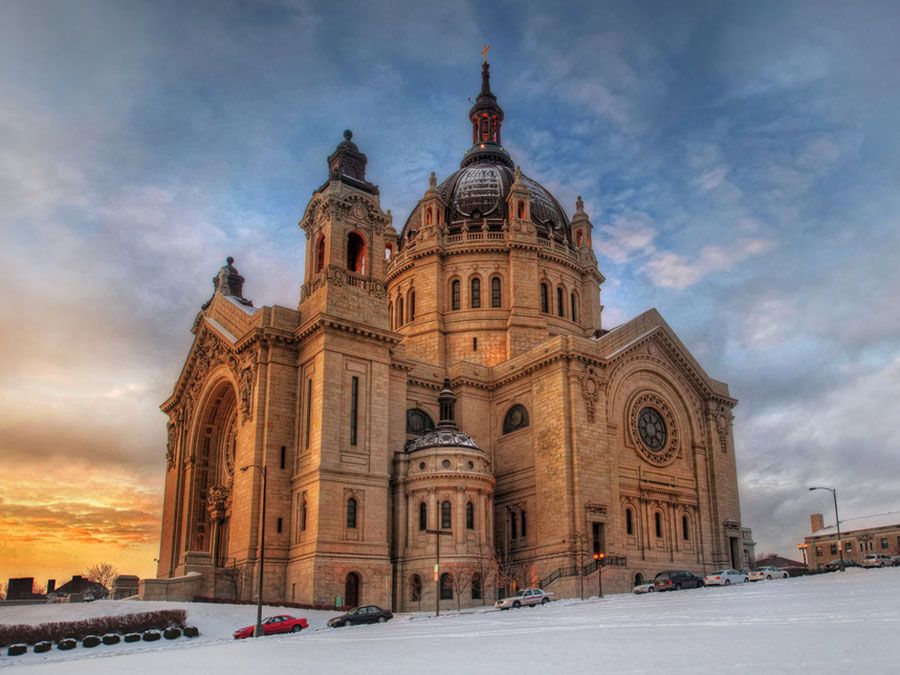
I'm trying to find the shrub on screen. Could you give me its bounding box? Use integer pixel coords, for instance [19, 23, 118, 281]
[123, 633, 141, 643]
[142, 630, 161, 642]
[102, 634, 121, 645]
[0, 610, 187, 646]
[82, 635, 101, 648]
[163, 627, 182, 640]
[57, 639, 77, 651]
[34, 641, 52, 654]
[183, 626, 200, 638]
[7, 644, 27, 656]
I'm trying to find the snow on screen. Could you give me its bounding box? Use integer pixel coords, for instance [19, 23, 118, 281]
[811, 510, 900, 536]
[3, 568, 898, 673]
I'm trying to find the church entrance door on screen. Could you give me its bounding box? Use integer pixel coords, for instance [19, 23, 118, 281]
[345, 572, 360, 608]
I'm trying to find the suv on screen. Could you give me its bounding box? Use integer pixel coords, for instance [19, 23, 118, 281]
[653, 570, 704, 591]
[495, 588, 553, 609]
[861, 554, 892, 568]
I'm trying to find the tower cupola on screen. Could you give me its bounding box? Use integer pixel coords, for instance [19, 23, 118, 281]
[461, 51, 513, 169]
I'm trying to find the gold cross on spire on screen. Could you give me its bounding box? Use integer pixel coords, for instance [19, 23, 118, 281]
[482, 44, 490, 63]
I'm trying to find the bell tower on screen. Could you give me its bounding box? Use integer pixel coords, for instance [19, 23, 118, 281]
[299, 130, 392, 330]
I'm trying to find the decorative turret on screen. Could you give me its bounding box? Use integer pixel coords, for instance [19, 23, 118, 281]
[405, 380, 480, 453]
[571, 195, 593, 249]
[203, 257, 252, 309]
[461, 51, 513, 169]
[323, 129, 379, 195]
[506, 165, 534, 234]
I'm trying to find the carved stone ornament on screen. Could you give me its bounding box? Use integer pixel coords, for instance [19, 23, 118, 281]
[239, 364, 255, 423]
[579, 365, 603, 422]
[716, 405, 732, 453]
[206, 485, 231, 522]
[629, 392, 679, 466]
[165, 418, 177, 470]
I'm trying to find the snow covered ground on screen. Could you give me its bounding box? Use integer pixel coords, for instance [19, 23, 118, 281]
[2, 567, 897, 673]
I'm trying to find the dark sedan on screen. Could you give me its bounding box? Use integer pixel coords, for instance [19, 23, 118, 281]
[653, 570, 705, 591]
[328, 605, 393, 627]
[233, 614, 309, 639]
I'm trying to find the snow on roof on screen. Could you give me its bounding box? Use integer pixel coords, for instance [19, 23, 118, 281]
[205, 317, 237, 344]
[226, 295, 259, 315]
[812, 511, 900, 537]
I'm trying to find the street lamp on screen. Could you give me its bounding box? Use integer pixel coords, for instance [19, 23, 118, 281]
[425, 528, 452, 617]
[592, 552, 605, 598]
[809, 486, 843, 572]
[242, 464, 268, 636]
[797, 543, 809, 571]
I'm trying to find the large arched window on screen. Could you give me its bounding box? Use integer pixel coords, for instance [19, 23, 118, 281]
[654, 512, 663, 539]
[466, 501, 474, 530]
[503, 405, 530, 434]
[397, 297, 404, 327]
[441, 501, 452, 529]
[388, 301, 393, 329]
[347, 232, 366, 273]
[300, 496, 307, 532]
[682, 514, 690, 541]
[556, 286, 565, 317]
[419, 502, 427, 531]
[470, 277, 481, 308]
[347, 498, 358, 529]
[451, 279, 461, 311]
[570, 292, 578, 323]
[315, 236, 325, 273]
[491, 277, 502, 308]
[520, 511, 527, 538]
[406, 408, 435, 436]
[411, 574, 423, 602]
[510, 511, 517, 540]
[540, 283, 549, 313]
[625, 507, 634, 536]
[408, 290, 416, 322]
[440, 573, 453, 600]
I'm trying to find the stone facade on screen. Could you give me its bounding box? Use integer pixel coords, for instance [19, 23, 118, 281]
[153, 61, 744, 611]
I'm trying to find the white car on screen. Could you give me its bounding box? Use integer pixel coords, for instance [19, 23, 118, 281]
[703, 569, 749, 586]
[495, 588, 553, 609]
[749, 566, 789, 581]
[632, 582, 655, 594]
[861, 554, 892, 568]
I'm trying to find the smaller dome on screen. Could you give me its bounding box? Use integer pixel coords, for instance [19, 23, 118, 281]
[405, 428, 481, 453]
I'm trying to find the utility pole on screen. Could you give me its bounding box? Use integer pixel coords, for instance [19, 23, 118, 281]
[242, 464, 268, 636]
[425, 528, 453, 617]
[809, 486, 844, 571]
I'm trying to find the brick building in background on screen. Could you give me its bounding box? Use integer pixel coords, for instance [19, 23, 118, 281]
[146, 60, 745, 610]
[806, 512, 900, 569]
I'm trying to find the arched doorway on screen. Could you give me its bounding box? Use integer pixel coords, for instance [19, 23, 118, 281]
[634, 572, 644, 586]
[345, 572, 360, 607]
[347, 232, 366, 274]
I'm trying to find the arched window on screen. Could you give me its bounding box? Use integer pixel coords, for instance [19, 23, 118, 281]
[347, 498, 358, 529]
[397, 297, 404, 327]
[300, 497, 307, 532]
[347, 232, 366, 273]
[575, 228, 583, 246]
[406, 409, 435, 436]
[682, 514, 690, 541]
[411, 574, 422, 602]
[510, 512, 517, 540]
[466, 501, 474, 530]
[470, 277, 481, 308]
[388, 301, 393, 329]
[441, 501, 452, 529]
[625, 508, 634, 536]
[315, 236, 325, 273]
[425, 206, 433, 225]
[385, 243, 393, 261]
[634, 572, 644, 586]
[517, 199, 526, 220]
[451, 280, 461, 310]
[540, 283, 549, 313]
[345, 572, 360, 607]
[654, 512, 662, 538]
[557, 286, 565, 317]
[408, 290, 416, 322]
[440, 573, 453, 600]
[471, 573, 482, 600]
[503, 405, 530, 434]
[520, 511, 527, 538]
[491, 276, 502, 308]
[419, 502, 427, 531]
[570, 292, 578, 323]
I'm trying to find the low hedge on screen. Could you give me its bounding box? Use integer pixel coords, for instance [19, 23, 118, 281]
[57, 639, 77, 651]
[7, 644, 27, 657]
[123, 633, 141, 643]
[34, 641, 52, 654]
[142, 630, 161, 642]
[102, 634, 121, 645]
[183, 626, 200, 638]
[0, 610, 187, 647]
[163, 627, 182, 640]
[82, 635, 101, 648]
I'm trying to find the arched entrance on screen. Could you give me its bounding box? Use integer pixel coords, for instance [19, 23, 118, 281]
[634, 572, 644, 586]
[345, 572, 360, 607]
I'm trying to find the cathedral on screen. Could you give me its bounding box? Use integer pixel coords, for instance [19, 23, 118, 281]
[150, 59, 744, 610]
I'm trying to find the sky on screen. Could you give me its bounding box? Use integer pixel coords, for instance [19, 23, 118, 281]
[1, 0, 899, 585]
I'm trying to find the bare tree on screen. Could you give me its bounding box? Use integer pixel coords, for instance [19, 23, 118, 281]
[472, 542, 496, 606]
[221, 562, 248, 601]
[493, 547, 523, 598]
[85, 562, 118, 597]
[407, 573, 424, 612]
[449, 565, 476, 612]
[572, 531, 590, 600]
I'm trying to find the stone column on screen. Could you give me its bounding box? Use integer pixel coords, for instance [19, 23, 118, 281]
[456, 487, 466, 545]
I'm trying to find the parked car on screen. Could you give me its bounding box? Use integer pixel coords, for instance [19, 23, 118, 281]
[632, 582, 655, 594]
[653, 570, 705, 591]
[328, 605, 393, 627]
[233, 615, 309, 639]
[749, 566, 789, 581]
[704, 569, 749, 586]
[495, 588, 554, 609]
[891, 555, 900, 567]
[861, 554, 893, 568]
[824, 559, 859, 571]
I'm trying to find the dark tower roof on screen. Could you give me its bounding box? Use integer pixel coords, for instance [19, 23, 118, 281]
[405, 380, 481, 453]
[317, 129, 379, 196]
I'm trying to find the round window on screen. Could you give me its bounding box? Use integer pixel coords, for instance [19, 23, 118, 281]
[467, 461, 474, 470]
[441, 459, 451, 469]
[637, 407, 667, 452]
[418, 461, 426, 470]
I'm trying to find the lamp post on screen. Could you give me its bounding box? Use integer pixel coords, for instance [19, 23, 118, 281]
[242, 464, 268, 636]
[592, 552, 605, 598]
[797, 543, 809, 571]
[809, 486, 843, 572]
[425, 528, 452, 617]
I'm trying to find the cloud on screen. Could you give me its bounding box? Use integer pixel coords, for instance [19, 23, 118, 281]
[644, 238, 774, 289]
[598, 212, 658, 263]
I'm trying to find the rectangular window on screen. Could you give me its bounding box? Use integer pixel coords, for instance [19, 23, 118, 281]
[592, 522, 605, 554]
[472, 337, 478, 351]
[350, 376, 359, 446]
[491, 277, 501, 307]
[280, 446, 286, 470]
[845, 542, 852, 553]
[816, 546, 822, 556]
[304, 378, 312, 449]
[830, 544, 838, 555]
[520, 512, 527, 538]
[277, 517, 283, 534]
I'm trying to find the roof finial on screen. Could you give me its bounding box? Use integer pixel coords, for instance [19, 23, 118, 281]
[481, 44, 490, 64]
[576, 196, 584, 213]
[429, 171, 437, 188]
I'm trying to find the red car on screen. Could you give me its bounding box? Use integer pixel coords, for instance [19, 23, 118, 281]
[233, 615, 309, 639]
